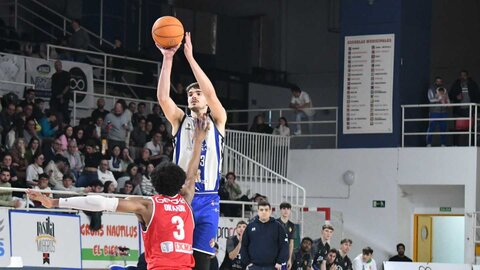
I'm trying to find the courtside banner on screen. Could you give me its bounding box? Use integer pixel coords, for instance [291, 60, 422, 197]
[217, 217, 244, 266]
[384, 262, 471, 270]
[25, 58, 94, 107]
[80, 212, 140, 268]
[0, 53, 26, 97]
[10, 210, 81, 268]
[0, 208, 10, 267]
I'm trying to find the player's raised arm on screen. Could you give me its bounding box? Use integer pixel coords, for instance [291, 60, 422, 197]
[181, 114, 209, 203]
[183, 32, 227, 132]
[156, 44, 185, 131]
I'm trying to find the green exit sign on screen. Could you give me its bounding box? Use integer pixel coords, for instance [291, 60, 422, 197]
[440, 207, 451, 212]
[372, 200, 385, 208]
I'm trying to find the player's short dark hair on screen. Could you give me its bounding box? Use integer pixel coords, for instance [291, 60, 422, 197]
[396, 243, 405, 250]
[124, 180, 133, 187]
[328, 248, 338, 254]
[91, 180, 104, 188]
[0, 167, 10, 174]
[279, 202, 292, 209]
[225, 172, 236, 180]
[322, 224, 334, 231]
[186, 82, 200, 92]
[236, 220, 247, 227]
[62, 174, 74, 181]
[151, 162, 186, 197]
[290, 84, 301, 93]
[257, 199, 271, 208]
[362, 247, 374, 255]
[301, 237, 313, 244]
[38, 173, 49, 180]
[341, 238, 353, 245]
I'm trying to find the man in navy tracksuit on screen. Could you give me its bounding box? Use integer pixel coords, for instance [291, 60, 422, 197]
[241, 200, 289, 270]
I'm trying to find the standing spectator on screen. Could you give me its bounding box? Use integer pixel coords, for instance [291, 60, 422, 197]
[273, 117, 291, 136]
[26, 152, 45, 186]
[426, 77, 449, 147]
[220, 220, 247, 270]
[50, 60, 71, 123]
[335, 239, 353, 270]
[96, 158, 117, 187]
[38, 112, 58, 138]
[140, 163, 157, 196]
[277, 202, 296, 270]
[69, 19, 90, 62]
[289, 85, 315, 135]
[312, 224, 334, 270]
[131, 117, 148, 147]
[0, 168, 22, 208]
[249, 114, 273, 134]
[352, 247, 377, 270]
[63, 140, 84, 180]
[292, 237, 314, 270]
[25, 137, 41, 165]
[389, 243, 412, 262]
[91, 98, 109, 121]
[320, 249, 337, 270]
[240, 200, 289, 270]
[145, 131, 164, 165]
[111, 37, 125, 82]
[75, 143, 103, 187]
[104, 101, 132, 149]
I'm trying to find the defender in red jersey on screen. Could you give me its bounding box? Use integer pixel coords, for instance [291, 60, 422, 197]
[28, 115, 211, 270]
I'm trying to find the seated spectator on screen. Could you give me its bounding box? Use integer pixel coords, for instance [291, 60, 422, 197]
[225, 172, 242, 200]
[58, 125, 75, 151]
[19, 89, 37, 109]
[45, 154, 68, 188]
[320, 249, 337, 270]
[336, 239, 353, 270]
[43, 138, 63, 165]
[289, 85, 315, 135]
[0, 168, 22, 208]
[103, 180, 116, 194]
[10, 138, 28, 178]
[25, 137, 41, 165]
[116, 163, 138, 193]
[389, 243, 412, 262]
[74, 127, 87, 151]
[352, 247, 377, 270]
[292, 237, 314, 270]
[159, 122, 173, 144]
[0, 103, 16, 140]
[132, 102, 147, 126]
[131, 117, 148, 147]
[145, 131, 164, 165]
[2, 154, 18, 182]
[145, 121, 154, 141]
[23, 104, 35, 122]
[120, 147, 134, 169]
[23, 119, 40, 145]
[90, 180, 104, 193]
[135, 148, 152, 170]
[6, 119, 25, 150]
[76, 143, 103, 187]
[427, 77, 449, 147]
[121, 180, 134, 195]
[91, 98, 109, 121]
[63, 140, 84, 180]
[33, 174, 53, 207]
[39, 112, 58, 138]
[140, 163, 157, 196]
[147, 104, 163, 131]
[109, 145, 124, 178]
[97, 159, 117, 188]
[26, 152, 45, 186]
[249, 114, 273, 134]
[273, 117, 291, 136]
[220, 220, 247, 270]
[53, 174, 91, 194]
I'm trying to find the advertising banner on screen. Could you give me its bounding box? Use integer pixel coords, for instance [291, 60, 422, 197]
[80, 212, 141, 269]
[10, 210, 82, 268]
[384, 262, 471, 270]
[217, 217, 244, 266]
[0, 208, 10, 267]
[0, 53, 26, 97]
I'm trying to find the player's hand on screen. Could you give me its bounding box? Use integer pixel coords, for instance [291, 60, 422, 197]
[156, 43, 181, 59]
[184, 32, 194, 60]
[26, 189, 54, 208]
[194, 114, 209, 142]
[275, 263, 282, 270]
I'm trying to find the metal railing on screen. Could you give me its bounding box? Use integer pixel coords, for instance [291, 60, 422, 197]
[225, 129, 290, 177]
[402, 103, 479, 147]
[14, 0, 114, 51]
[227, 107, 338, 149]
[48, 44, 160, 97]
[223, 145, 306, 207]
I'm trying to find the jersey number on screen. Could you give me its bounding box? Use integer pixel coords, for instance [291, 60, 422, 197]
[200, 155, 205, 167]
[171, 216, 185, 240]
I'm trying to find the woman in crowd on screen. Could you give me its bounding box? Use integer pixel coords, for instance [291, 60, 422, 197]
[273, 117, 291, 136]
[58, 125, 75, 151]
[120, 147, 134, 170]
[26, 152, 45, 186]
[74, 127, 86, 151]
[109, 145, 123, 178]
[103, 181, 116, 194]
[10, 138, 28, 179]
[25, 137, 41, 165]
[140, 163, 157, 196]
[116, 163, 140, 194]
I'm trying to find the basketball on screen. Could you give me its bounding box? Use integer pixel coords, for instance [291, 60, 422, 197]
[151, 16, 184, 48]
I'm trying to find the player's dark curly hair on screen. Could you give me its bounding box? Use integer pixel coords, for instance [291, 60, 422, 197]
[151, 162, 186, 196]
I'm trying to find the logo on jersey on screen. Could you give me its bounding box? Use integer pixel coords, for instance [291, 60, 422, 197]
[209, 239, 215, 248]
[161, 241, 174, 253]
[251, 227, 256, 232]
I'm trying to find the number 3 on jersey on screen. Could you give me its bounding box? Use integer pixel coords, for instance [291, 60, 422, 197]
[199, 154, 206, 167]
[171, 216, 185, 240]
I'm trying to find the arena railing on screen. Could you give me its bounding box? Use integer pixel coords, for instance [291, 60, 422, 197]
[227, 107, 338, 149]
[223, 145, 306, 208]
[401, 103, 479, 147]
[47, 44, 160, 98]
[225, 129, 290, 177]
[0, 80, 35, 97]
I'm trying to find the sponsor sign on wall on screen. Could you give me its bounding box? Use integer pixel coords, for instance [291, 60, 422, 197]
[80, 212, 141, 268]
[384, 262, 471, 270]
[10, 210, 82, 268]
[0, 208, 10, 267]
[0, 53, 26, 97]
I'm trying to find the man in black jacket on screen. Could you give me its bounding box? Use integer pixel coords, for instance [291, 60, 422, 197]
[241, 200, 289, 270]
[312, 224, 334, 270]
[220, 220, 247, 270]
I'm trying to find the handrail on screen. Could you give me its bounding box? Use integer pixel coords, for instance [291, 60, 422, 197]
[0, 80, 35, 89]
[227, 106, 338, 113]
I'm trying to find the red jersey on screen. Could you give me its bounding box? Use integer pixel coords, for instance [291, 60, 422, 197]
[142, 194, 195, 270]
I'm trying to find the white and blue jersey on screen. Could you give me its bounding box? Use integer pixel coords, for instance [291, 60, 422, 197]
[173, 114, 224, 255]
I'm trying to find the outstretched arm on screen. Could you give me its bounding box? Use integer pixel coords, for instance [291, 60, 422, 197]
[184, 32, 227, 133]
[156, 44, 184, 133]
[181, 114, 209, 203]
